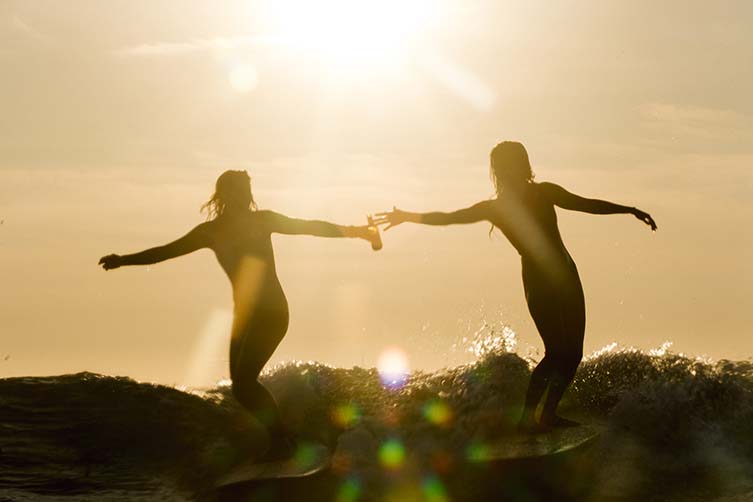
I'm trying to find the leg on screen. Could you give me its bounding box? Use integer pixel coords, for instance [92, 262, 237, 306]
[519, 263, 585, 429]
[518, 287, 563, 431]
[538, 349, 582, 427]
[518, 354, 556, 430]
[539, 282, 586, 426]
[230, 310, 293, 456]
[231, 374, 288, 439]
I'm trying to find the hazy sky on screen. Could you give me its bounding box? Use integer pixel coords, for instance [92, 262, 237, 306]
[1, 1, 751, 386]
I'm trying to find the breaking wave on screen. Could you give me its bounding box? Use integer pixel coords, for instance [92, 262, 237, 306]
[2, 340, 753, 501]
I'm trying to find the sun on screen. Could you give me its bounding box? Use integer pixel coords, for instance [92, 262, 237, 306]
[263, 0, 440, 77]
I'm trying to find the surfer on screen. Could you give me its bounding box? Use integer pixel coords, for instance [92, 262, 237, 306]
[374, 141, 656, 432]
[99, 170, 380, 457]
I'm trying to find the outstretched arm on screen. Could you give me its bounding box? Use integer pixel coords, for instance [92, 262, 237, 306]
[99, 223, 212, 270]
[374, 201, 490, 230]
[539, 182, 657, 230]
[262, 210, 377, 241]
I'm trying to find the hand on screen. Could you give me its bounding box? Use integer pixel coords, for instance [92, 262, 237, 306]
[98, 254, 123, 270]
[373, 206, 408, 231]
[632, 208, 657, 231]
[366, 215, 382, 251]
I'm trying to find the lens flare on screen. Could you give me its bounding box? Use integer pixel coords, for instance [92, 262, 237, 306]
[293, 443, 318, 469]
[337, 477, 361, 502]
[331, 450, 352, 475]
[422, 475, 449, 502]
[377, 347, 409, 389]
[378, 438, 405, 470]
[332, 402, 361, 428]
[183, 309, 232, 388]
[430, 449, 454, 474]
[422, 399, 453, 427]
[466, 441, 491, 463]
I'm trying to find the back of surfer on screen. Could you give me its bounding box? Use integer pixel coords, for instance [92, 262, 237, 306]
[375, 141, 656, 432]
[99, 170, 381, 458]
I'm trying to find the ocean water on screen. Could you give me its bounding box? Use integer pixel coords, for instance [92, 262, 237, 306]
[2, 343, 753, 501]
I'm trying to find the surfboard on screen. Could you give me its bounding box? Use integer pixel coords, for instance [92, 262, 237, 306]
[468, 424, 602, 463]
[215, 442, 330, 488]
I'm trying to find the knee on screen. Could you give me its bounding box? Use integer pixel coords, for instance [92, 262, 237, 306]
[563, 350, 582, 374]
[547, 349, 582, 375]
[231, 377, 257, 403]
[231, 379, 246, 402]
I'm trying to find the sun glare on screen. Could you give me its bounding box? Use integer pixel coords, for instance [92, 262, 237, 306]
[228, 63, 259, 92]
[264, 0, 440, 76]
[377, 347, 410, 389]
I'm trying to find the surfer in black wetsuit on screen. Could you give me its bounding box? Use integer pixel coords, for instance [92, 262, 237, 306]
[99, 170, 380, 457]
[374, 141, 656, 432]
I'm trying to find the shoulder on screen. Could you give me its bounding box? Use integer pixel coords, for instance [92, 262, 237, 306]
[189, 220, 213, 235]
[254, 209, 282, 224]
[535, 181, 561, 193]
[191, 220, 216, 242]
[535, 181, 566, 200]
[462, 199, 494, 221]
[462, 199, 493, 218]
[471, 199, 494, 211]
[251, 209, 285, 231]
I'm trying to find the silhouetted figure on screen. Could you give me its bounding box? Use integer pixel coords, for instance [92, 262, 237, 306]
[99, 170, 380, 457]
[375, 141, 656, 432]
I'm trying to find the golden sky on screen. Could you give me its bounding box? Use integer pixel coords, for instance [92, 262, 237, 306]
[1, 1, 752, 386]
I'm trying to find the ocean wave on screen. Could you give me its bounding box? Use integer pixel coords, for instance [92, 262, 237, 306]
[2, 345, 753, 500]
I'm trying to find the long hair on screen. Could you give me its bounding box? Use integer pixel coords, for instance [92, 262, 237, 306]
[489, 141, 534, 196]
[488, 141, 534, 236]
[201, 170, 257, 220]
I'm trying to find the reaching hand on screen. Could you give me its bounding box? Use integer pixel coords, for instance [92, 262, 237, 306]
[373, 206, 409, 231]
[632, 208, 657, 231]
[366, 215, 383, 251]
[98, 254, 123, 270]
